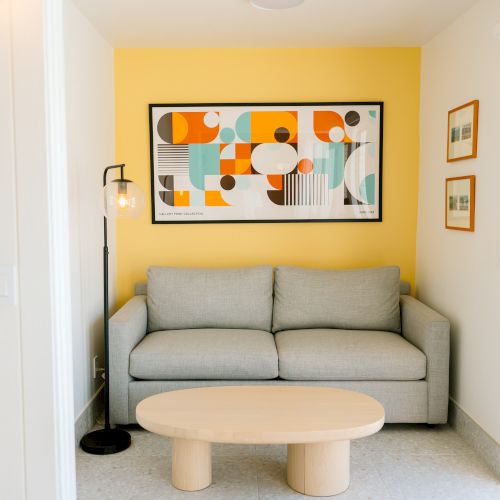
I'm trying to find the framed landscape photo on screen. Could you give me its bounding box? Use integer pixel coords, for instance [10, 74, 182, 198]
[149, 102, 383, 224]
[447, 100, 478, 162]
[445, 175, 475, 231]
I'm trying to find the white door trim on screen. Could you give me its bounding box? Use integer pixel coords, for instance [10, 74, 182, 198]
[43, 0, 77, 497]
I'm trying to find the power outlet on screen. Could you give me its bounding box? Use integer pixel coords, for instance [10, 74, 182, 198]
[92, 355, 98, 379]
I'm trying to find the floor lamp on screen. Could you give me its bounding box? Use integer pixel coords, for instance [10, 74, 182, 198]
[80, 164, 144, 455]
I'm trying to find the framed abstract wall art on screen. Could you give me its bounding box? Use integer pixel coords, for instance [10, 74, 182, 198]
[445, 175, 475, 231]
[149, 102, 383, 223]
[447, 100, 478, 162]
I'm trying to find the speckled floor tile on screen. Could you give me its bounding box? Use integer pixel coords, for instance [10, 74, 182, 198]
[77, 454, 172, 500]
[255, 454, 391, 500]
[77, 424, 500, 500]
[255, 444, 287, 457]
[123, 427, 171, 457]
[212, 443, 256, 457]
[77, 454, 259, 500]
[352, 423, 474, 455]
[375, 451, 500, 500]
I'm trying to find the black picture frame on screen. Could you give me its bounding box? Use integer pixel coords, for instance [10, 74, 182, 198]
[149, 102, 384, 224]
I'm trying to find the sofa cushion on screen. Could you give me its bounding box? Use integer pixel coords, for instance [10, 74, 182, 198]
[272, 266, 401, 333]
[130, 329, 279, 380]
[147, 266, 273, 332]
[275, 329, 426, 381]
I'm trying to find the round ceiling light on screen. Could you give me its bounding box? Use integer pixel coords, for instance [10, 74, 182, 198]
[250, 0, 304, 10]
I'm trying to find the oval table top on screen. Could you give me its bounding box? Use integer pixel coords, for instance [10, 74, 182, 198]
[136, 386, 385, 444]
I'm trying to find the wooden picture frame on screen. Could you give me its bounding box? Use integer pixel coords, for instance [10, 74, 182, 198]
[447, 100, 478, 162]
[445, 175, 475, 231]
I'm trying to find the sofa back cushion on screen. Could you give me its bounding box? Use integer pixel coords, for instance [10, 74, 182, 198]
[147, 266, 273, 332]
[272, 266, 401, 333]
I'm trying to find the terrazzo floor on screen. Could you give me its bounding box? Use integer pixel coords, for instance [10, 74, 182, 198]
[76, 424, 500, 500]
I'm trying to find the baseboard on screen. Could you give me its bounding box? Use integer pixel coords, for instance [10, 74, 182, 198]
[74, 384, 104, 446]
[448, 398, 499, 478]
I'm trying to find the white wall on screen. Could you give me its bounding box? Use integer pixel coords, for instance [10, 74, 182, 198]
[417, 0, 500, 443]
[64, 0, 115, 419]
[0, 2, 26, 497]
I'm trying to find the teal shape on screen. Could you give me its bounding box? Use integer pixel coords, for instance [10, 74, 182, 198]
[313, 143, 329, 174]
[235, 112, 251, 142]
[313, 143, 344, 189]
[220, 127, 235, 143]
[359, 174, 376, 204]
[369, 110, 377, 119]
[189, 144, 220, 190]
[189, 190, 205, 207]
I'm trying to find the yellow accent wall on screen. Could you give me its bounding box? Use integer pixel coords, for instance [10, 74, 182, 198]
[115, 48, 420, 306]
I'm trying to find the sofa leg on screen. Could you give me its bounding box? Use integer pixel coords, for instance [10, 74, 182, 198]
[425, 423, 436, 429]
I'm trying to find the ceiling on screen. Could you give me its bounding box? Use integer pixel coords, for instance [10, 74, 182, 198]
[72, 0, 478, 48]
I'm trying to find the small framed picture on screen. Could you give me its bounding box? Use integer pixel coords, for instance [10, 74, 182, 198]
[447, 100, 478, 162]
[445, 175, 475, 231]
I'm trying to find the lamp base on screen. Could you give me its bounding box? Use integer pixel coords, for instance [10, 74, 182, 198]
[80, 428, 131, 455]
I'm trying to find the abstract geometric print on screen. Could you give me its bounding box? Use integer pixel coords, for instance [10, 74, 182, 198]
[149, 103, 383, 223]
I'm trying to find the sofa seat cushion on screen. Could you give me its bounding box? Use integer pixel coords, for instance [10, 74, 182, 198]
[130, 329, 279, 380]
[275, 329, 426, 381]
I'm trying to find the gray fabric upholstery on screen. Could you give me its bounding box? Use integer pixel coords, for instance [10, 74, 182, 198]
[108, 268, 450, 427]
[272, 266, 401, 333]
[147, 266, 273, 332]
[109, 295, 147, 424]
[136, 279, 412, 297]
[127, 380, 427, 425]
[130, 329, 278, 380]
[400, 281, 411, 295]
[275, 329, 426, 381]
[401, 295, 450, 424]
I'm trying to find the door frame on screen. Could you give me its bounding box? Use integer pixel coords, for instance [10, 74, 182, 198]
[4, 0, 76, 497]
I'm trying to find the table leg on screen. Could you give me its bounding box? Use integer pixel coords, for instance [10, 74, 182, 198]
[171, 438, 212, 491]
[287, 441, 350, 496]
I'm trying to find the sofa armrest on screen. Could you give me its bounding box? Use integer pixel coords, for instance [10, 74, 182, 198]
[109, 295, 147, 424]
[400, 295, 450, 423]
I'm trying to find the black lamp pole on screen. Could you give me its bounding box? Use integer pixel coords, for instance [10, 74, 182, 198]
[80, 164, 131, 455]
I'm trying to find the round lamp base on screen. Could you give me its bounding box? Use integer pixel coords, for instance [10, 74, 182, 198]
[80, 428, 131, 455]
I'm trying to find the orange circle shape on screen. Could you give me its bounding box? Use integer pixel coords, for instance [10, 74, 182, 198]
[298, 158, 314, 174]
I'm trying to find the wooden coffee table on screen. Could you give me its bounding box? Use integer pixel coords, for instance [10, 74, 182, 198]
[136, 386, 384, 497]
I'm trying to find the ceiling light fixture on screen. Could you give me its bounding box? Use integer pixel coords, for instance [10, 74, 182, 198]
[250, 0, 304, 10]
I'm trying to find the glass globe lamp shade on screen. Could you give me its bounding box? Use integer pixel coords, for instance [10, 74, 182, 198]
[103, 179, 144, 218]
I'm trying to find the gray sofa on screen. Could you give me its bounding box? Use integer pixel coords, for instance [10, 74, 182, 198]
[109, 265, 450, 425]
